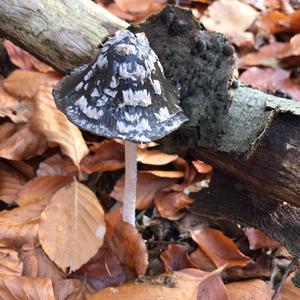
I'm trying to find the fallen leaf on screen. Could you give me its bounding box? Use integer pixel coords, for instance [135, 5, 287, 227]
[3, 40, 54, 73]
[115, 0, 155, 13]
[31, 84, 89, 169]
[155, 191, 193, 219]
[80, 140, 124, 174]
[160, 244, 192, 271]
[3, 70, 59, 98]
[0, 275, 55, 300]
[191, 228, 253, 269]
[0, 160, 27, 204]
[226, 279, 274, 300]
[201, 0, 259, 36]
[0, 203, 43, 249]
[85, 267, 229, 300]
[188, 248, 216, 272]
[244, 228, 280, 250]
[0, 84, 33, 123]
[0, 248, 23, 276]
[240, 67, 300, 101]
[105, 208, 148, 275]
[39, 180, 106, 272]
[36, 154, 77, 177]
[74, 245, 126, 291]
[17, 175, 73, 207]
[111, 172, 177, 210]
[137, 148, 178, 165]
[54, 279, 82, 300]
[0, 125, 47, 160]
[256, 9, 300, 35]
[279, 273, 300, 300]
[0, 123, 16, 142]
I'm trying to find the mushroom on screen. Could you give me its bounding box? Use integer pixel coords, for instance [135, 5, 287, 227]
[53, 30, 188, 226]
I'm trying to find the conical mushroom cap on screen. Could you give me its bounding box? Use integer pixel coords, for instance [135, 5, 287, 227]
[53, 30, 188, 143]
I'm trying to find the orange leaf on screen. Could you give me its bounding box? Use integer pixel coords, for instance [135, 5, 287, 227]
[226, 279, 274, 300]
[17, 175, 73, 207]
[0, 160, 27, 204]
[80, 140, 125, 174]
[105, 208, 148, 275]
[0, 275, 55, 300]
[142, 170, 185, 178]
[191, 228, 253, 269]
[39, 180, 106, 272]
[279, 273, 300, 300]
[31, 84, 89, 169]
[188, 248, 216, 272]
[111, 172, 177, 210]
[192, 160, 213, 174]
[0, 125, 47, 160]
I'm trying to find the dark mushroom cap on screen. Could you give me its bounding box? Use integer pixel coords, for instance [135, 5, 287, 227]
[53, 30, 188, 143]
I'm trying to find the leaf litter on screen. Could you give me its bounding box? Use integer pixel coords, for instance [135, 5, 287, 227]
[0, 0, 299, 299]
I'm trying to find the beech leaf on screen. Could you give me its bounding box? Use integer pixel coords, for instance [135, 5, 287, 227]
[0, 248, 23, 276]
[39, 180, 106, 272]
[31, 84, 89, 169]
[0, 275, 55, 300]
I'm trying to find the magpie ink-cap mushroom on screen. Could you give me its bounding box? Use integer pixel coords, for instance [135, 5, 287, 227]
[53, 29, 188, 226]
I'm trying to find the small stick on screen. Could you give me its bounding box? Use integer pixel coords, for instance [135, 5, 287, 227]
[122, 140, 137, 226]
[272, 257, 298, 300]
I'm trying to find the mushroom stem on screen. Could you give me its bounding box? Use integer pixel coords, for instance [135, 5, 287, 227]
[122, 140, 137, 226]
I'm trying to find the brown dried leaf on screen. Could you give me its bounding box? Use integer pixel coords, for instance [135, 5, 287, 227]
[74, 245, 126, 291]
[0, 203, 43, 249]
[256, 9, 300, 34]
[240, 67, 300, 101]
[155, 191, 193, 219]
[0, 85, 33, 123]
[111, 172, 177, 210]
[39, 180, 106, 272]
[17, 175, 73, 207]
[244, 228, 280, 250]
[279, 273, 300, 300]
[31, 84, 89, 169]
[226, 279, 274, 300]
[0, 160, 27, 204]
[80, 140, 124, 174]
[0, 125, 47, 161]
[105, 208, 148, 275]
[191, 228, 253, 269]
[3, 70, 59, 98]
[0, 275, 55, 300]
[0, 123, 16, 142]
[0, 248, 23, 276]
[37, 154, 77, 177]
[3, 40, 54, 73]
[188, 248, 216, 272]
[160, 244, 192, 272]
[201, 0, 259, 36]
[86, 267, 228, 300]
[137, 148, 178, 165]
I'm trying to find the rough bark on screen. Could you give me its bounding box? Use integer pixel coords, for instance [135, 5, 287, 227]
[0, 2, 299, 208]
[0, 0, 128, 73]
